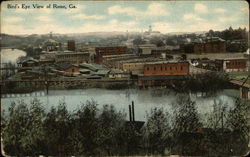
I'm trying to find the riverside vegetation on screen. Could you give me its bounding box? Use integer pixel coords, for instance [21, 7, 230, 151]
[1, 96, 249, 156]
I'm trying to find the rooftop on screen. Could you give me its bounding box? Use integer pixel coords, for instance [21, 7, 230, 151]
[56, 52, 89, 56]
[79, 63, 109, 71]
[215, 58, 248, 61]
[144, 60, 189, 65]
[138, 75, 188, 80]
[55, 62, 77, 70]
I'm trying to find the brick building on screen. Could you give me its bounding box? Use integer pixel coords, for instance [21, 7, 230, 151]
[215, 58, 248, 72]
[151, 49, 169, 57]
[137, 61, 189, 87]
[67, 40, 76, 51]
[95, 46, 127, 64]
[55, 62, 80, 76]
[122, 62, 145, 75]
[144, 61, 189, 76]
[55, 52, 90, 64]
[182, 37, 226, 54]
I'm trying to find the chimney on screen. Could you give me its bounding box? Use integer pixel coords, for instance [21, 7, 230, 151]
[132, 101, 135, 121]
[67, 40, 76, 51]
[129, 105, 132, 122]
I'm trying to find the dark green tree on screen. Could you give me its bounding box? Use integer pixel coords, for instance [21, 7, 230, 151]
[171, 95, 203, 155]
[143, 108, 171, 155]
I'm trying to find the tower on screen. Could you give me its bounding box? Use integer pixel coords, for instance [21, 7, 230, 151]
[126, 30, 129, 40]
[49, 32, 53, 39]
[149, 25, 152, 33]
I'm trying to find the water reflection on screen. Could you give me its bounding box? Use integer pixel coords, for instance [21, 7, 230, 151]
[0, 49, 26, 63]
[1, 88, 237, 121]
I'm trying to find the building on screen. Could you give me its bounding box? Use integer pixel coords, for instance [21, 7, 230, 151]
[144, 61, 189, 76]
[79, 63, 110, 78]
[39, 51, 57, 63]
[137, 61, 189, 87]
[95, 46, 128, 64]
[138, 43, 157, 55]
[42, 39, 60, 52]
[230, 76, 250, 100]
[215, 58, 249, 72]
[143, 25, 161, 38]
[102, 54, 139, 69]
[54, 62, 80, 76]
[151, 49, 169, 57]
[67, 40, 76, 51]
[18, 58, 39, 67]
[108, 69, 130, 79]
[182, 37, 226, 54]
[122, 62, 145, 75]
[17, 58, 40, 72]
[55, 52, 90, 64]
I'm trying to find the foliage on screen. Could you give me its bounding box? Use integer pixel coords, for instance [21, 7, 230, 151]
[186, 72, 229, 95]
[2, 98, 249, 156]
[171, 95, 203, 155]
[143, 108, 171, 155]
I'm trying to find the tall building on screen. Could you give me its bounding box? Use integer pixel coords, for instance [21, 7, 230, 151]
[67, 40, 76, 51]
[95, 46, 127, 64]
[182, 37, 226, 54]
[49, 32, 53, 39]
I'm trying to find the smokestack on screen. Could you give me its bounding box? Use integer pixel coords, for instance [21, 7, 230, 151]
[132, 101, 135, 121]
[129, 105, 132, 122]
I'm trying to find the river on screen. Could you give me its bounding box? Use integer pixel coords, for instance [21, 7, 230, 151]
[0, 49, 239, 121]
[1, 88, 239, 121]
[0, 48, 26, 63]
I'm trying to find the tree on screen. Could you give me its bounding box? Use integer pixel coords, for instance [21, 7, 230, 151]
[43, 100, 72, 156]
[171, 95, 203, 155]
[150, 37, 165, 47]
[143, 108, 171, 155]
[2, 99, 45, 156]
[133, 37, 145, 45]
[97, 104, 126, 156]
[70, 100, 99, 156]
[225, 98, 250, 155]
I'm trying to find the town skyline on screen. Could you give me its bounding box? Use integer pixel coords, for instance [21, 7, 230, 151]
[1, 0, 249, 35]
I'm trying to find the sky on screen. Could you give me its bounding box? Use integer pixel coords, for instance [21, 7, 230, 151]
[1, 0, 249, 35]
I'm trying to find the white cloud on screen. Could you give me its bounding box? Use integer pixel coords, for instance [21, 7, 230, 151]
[108, 5, 139, 16]
[194, 3, 208, 14]
[1, 19, 138, 35]
[183, 13, 205, 22]
[108, 3, 169, 18]
[147, 3, 169, 16]
[151, 22, 173, 33]
[72, 13, 105, 20]
[4, 16, 23, 23]
[37, 16, 52, 22]
[87, 19, 137, 32]
[214, 8, 226, 14]
[218, 17, 237, 23]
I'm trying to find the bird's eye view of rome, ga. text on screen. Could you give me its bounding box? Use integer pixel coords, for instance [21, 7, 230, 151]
[0, 0, 250, 156]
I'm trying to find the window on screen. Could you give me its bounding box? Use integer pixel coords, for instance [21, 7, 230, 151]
[147, 67, 149, 71]
[161, 66, 162, 71]
[170, 67, 172, 70]
[181, 66, 183, 70]
[154, 67, 156, 71]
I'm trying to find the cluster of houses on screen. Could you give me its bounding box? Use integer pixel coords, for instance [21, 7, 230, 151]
[13, 30, 250, 99]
